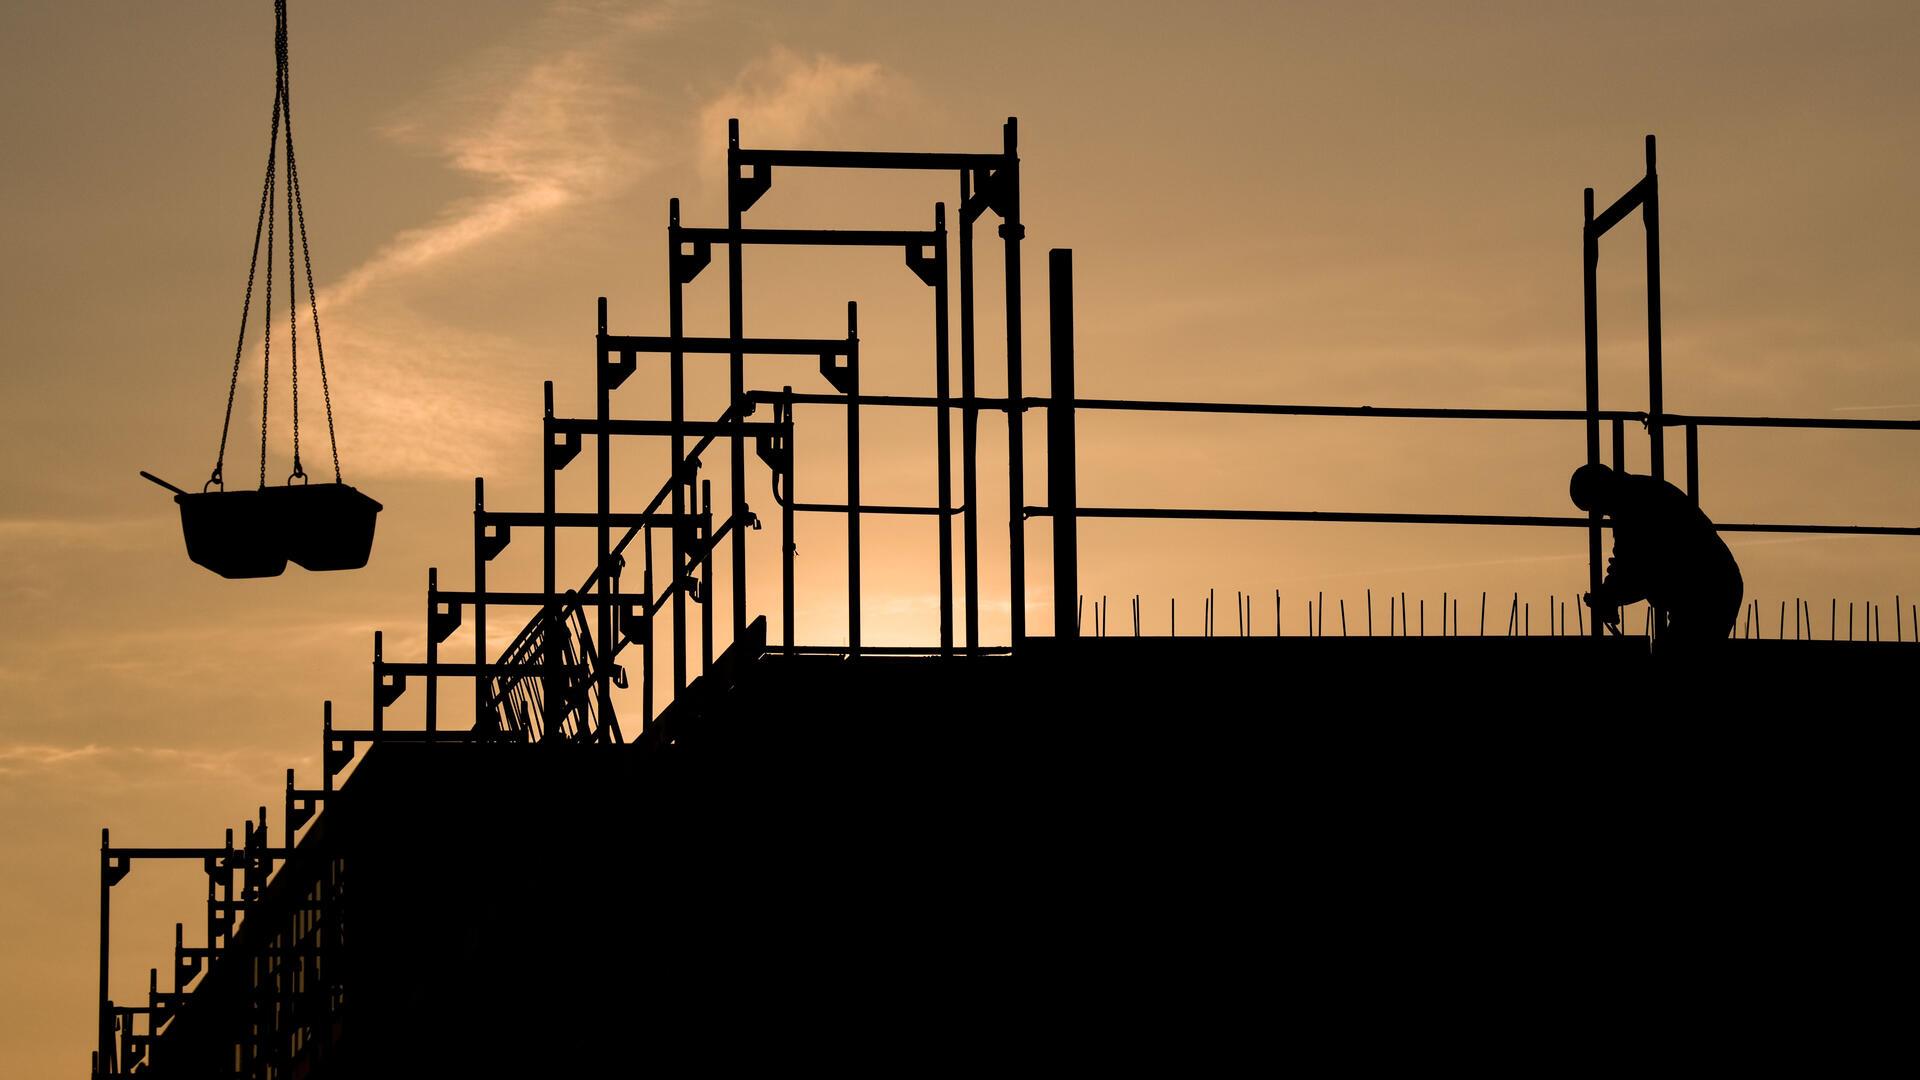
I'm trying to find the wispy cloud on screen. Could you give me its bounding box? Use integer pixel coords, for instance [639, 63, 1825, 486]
[308, 2, 689, 479]
[297, 7, 902, 481]
[330, 3, 684, 310]
[0, 742, 290, 784]
[696, 46, 904, 181]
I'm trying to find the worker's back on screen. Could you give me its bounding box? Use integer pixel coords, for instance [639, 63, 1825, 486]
[1611, 474, 1743, 637]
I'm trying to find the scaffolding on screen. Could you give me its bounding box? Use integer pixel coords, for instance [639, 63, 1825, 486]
[95, 122, 1920, 1077]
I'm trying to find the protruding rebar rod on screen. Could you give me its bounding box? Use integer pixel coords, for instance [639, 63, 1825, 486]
[1442, 591, 1448, 636]
[1481, 591, 1487, 636]
[1339, 598, 1347, 636]
[1367, 589, 1373, 636]
[1049, 248, 1077, 641]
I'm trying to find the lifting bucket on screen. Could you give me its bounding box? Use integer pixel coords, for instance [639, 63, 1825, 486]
[173, 489, 290, 579]
[273, 483, 382, 571]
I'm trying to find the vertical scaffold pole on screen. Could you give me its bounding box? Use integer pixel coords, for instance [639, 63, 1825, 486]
[727, 120, 749, 648]
[544, 379, 559, 738]
[1050, 248, 1078, 640]
[934, 204, 953, 653]
[424, 567, 438, 730]
[1002, 118, 1026, 647]
[847, 302, 862, 655]
[474, 477, 487, 725]
[99, 828, 111, 1076]
[958, 173, 979, 651]
[1645, 135, 1665, 483]
[1583, 187, 1603, 637]
[668, 200, 688, 698]
[781, 389, 795, 649]
[702, 478, 715, 672]
[596, 297, 615, 732]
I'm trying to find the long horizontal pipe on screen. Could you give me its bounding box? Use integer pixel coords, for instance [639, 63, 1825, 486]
[1028, 505, 1920, 535]
[749, 389, 1920, 431]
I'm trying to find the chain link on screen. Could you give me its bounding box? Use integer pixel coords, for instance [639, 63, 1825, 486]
[210, 70, 282, 491]
[212, 0, 343, 490]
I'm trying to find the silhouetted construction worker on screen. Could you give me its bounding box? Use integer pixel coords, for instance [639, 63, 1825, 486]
[1570, 463, 1743, 646]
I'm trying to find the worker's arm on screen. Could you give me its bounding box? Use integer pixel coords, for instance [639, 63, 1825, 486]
[1601, 550, 1648, 607]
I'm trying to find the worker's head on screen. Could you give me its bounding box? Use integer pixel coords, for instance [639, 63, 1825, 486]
[1569, 463, 1616, 512]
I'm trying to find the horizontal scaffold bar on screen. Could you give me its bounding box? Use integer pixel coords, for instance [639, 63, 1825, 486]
[549, 418, 784, 438]
[433, 591, 649, 608]
[792, 502, 957, 517]
[326, 729, 485, 744]
[735, 148, 1006, 171]
[106, 847, 290, 861]
[476, 511, 702, 528]
[673, 226, 938, 247]
[374, 662, 545, 677]
[601, 334, 852, 356]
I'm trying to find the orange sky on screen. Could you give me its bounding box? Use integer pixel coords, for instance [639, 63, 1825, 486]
[5, 1, 1920, 1071]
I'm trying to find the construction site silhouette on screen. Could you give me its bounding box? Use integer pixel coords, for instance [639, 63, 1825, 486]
[91, 116, 1920, 1077]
